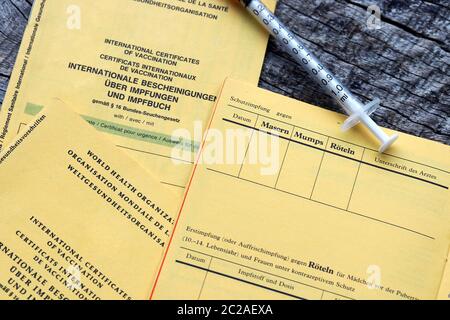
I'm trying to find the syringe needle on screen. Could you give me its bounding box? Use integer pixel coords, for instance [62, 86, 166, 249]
[238, 0, 398, 152]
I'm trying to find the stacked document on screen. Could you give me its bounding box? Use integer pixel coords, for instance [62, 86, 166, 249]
[0, 0, 275, 195]
[0, 101, 176, 300]
[151, 79, 450, 300]
[0, 0, 449, 300]
[0, 0, 275, 300]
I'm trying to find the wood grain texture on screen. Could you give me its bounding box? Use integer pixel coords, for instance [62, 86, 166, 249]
[0, 0, 449, 144]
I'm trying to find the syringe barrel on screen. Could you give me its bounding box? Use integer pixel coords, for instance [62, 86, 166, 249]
[244, 0, 363, 115]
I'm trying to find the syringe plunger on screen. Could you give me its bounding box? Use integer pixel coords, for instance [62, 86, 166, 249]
[341, 98, 399, 152]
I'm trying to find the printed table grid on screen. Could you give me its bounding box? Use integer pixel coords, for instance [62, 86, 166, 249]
[177, 247, 353, 301]
[205, 104, 450, 240]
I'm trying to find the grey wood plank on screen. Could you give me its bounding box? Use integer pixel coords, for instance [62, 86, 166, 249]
[259, 0, 450, 144]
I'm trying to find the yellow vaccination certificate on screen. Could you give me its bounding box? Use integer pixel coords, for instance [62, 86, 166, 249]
[0, 0, 275, 195]
[0, 100, 176, 300]
[151, 78, 450, 300]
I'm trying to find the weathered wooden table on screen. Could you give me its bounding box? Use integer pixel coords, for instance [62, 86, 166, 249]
[0, 0, 449, 144]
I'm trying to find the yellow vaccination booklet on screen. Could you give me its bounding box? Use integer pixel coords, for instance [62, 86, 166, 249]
[151, 78, 450, 300]
[0, 100, 176, 300]
[0, 0, 275, 195]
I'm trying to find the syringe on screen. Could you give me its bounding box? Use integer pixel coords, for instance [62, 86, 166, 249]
[238, 0, 398, 152]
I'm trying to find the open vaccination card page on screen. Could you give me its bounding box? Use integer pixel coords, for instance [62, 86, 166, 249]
[151, 78, 450, 300]
[0, 0, 275, 196]
[0, 100, 177, 300]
